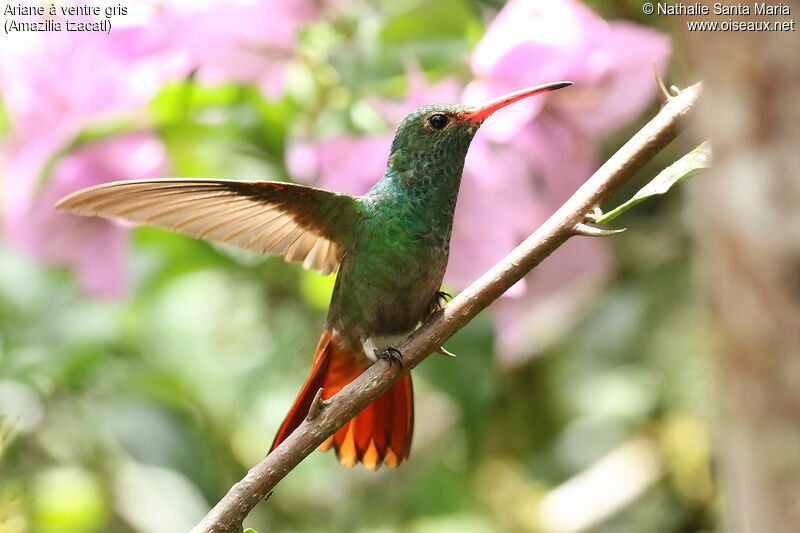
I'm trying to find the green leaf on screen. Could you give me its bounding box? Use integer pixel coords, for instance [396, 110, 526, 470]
[0, 95, 10, 135]
[33, 467, 107, 533]
[380, 0, 482, 44]
[299, 269, 337, 311]
[243, 529, 259, 533]
[595, 141, 712, 224]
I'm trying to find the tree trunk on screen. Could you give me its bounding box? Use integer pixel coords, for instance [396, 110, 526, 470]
[687, 9, 800, 533]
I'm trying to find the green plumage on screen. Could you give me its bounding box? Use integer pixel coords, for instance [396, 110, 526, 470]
[326, 104, 480, 345]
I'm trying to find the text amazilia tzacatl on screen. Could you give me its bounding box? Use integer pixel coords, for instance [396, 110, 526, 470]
[57, 81, 572, 468]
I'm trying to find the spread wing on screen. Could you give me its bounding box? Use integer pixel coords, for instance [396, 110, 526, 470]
[56, 179, 362, 275]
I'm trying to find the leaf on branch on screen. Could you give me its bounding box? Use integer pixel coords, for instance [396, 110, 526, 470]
[594, 141, 712, 224]
[573, 222, 627, 238]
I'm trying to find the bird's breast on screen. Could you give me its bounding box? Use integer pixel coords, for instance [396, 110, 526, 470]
[326, 209, 450, 342]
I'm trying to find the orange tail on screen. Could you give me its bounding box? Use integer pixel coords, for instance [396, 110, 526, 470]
[269, 329, 414, 469]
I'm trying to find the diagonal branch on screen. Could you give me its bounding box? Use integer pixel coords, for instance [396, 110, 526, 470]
[192, 82, 702, 533]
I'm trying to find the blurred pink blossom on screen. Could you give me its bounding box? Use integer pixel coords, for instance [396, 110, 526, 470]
[0, 0, 333, 297]
[162, 0, 322, 98]
[0, 24, 176, 297]
[467, 0, 671, 142]
[0, 29, 174, 140]
[6, 134, 166, 298]
[465, 0, 669, 361]
[288, 136, 391, 196]
[0, 25, 175, 219]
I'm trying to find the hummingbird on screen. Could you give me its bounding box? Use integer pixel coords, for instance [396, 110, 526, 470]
[56, 81, 572, 468]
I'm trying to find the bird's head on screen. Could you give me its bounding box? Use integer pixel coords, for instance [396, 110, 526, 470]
[386, 81, 573, 177]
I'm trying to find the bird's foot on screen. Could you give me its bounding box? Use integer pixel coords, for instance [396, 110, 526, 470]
[376, 346, 403, 367]
[436, 290, 453, 307]
[427, 290, 453, 316]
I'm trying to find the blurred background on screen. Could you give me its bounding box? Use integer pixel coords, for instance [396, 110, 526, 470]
[0, 1, 722, 532]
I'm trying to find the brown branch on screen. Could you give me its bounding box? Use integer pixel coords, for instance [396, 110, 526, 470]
[191, 82, 702, 533]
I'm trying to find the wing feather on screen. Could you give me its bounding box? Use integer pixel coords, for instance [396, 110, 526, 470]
[56, 178, 361, 274]
[284, 229, 314, 262]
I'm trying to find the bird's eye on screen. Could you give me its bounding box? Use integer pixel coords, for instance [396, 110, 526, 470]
[427, 114, 449, 131]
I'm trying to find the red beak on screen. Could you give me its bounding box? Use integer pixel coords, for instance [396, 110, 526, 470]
[462, 81, 573, 123]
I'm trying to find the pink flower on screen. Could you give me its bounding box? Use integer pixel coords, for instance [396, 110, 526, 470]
[491, 237, 613, 363]
[449, 119, 599, 290]
[0, 25, 176, 138]
[0, 23, 174, 298]
[481, 119, 614, 363]
[288, 137, 391, 195]
[165, 0, 322, 98]
[6, 134, 166, 298]
[0, 21, 177, 220]
[0, 0, 340, 298]
[461, 0, 669, 361]
[468, 0, 671, 141]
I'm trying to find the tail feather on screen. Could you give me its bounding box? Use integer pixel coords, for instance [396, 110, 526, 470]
[353, 401, 375, 451]
[269, 336, 331, 451]
[270, 329, 414, 469]
[370, 394, 389, 456]
[391, 375, 414, 458]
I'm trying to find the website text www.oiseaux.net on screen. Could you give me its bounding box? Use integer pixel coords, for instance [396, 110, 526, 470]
[641, 3, 795, 32]
[686, 18, 795, 31]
